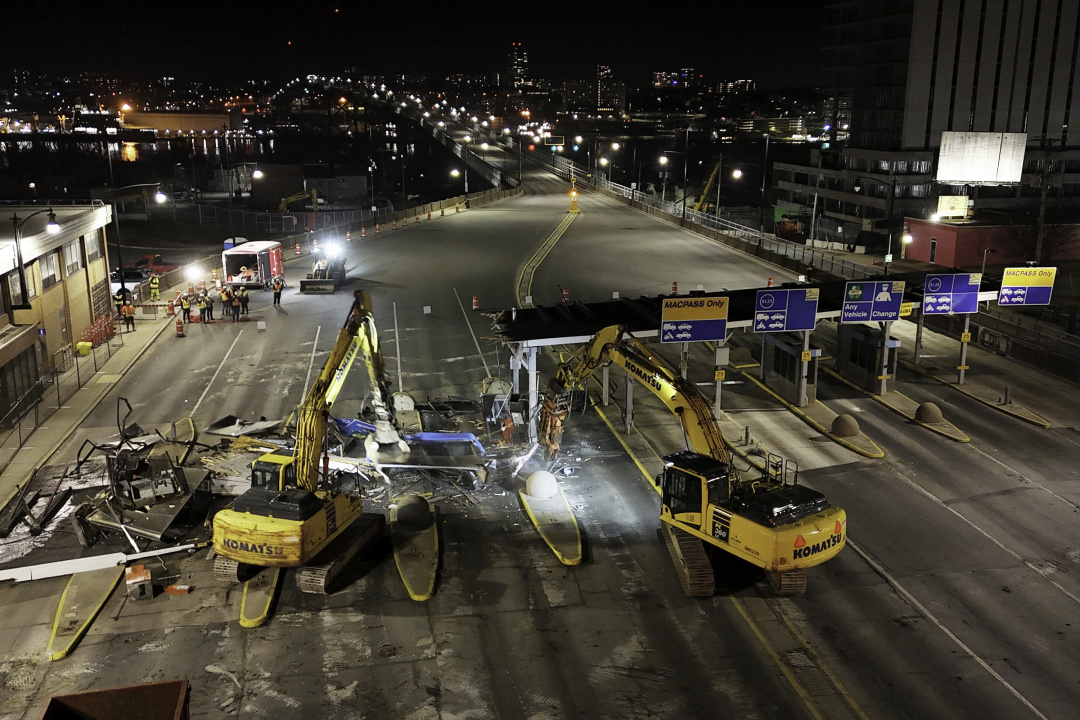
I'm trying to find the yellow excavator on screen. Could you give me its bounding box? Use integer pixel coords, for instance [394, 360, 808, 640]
[538, 325, 846, 596]
[693, 161, 722, 213]
[278, 189, 318, 212]
[212, 290, 408, 594]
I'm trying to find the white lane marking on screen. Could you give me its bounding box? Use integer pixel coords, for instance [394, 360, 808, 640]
[895, 472, 1080, 607]
[849, 539, 1050, 720]
[453, 287, 490, 378]
[302, 326, 322, 399]
[190, 331, 244, 417]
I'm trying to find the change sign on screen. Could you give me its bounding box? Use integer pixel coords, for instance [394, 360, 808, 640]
[840, 281, 905, 323]
[924, 273, 980, 315]
[998, 267, 1057, 306]
[661, 296, 729, 343]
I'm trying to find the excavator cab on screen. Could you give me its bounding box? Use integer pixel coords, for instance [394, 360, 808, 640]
[251, 450, 297, 491]
[658, 451, 731, 532]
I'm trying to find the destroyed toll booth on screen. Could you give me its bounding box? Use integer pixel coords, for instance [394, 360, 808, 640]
[73, 452, 210, 545]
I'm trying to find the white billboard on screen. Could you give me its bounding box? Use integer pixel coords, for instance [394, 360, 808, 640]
[937, 131, 1026, 184]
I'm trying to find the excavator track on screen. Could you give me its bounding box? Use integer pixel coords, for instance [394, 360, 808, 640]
[767, 570, 807, 596]
[660, 522, 715, 598]
[214, 556, 261, 583]
[296, 513, 386, 594]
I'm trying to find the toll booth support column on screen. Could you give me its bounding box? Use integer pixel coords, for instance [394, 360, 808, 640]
[526, 346, 540, 443]
[914, 305, 925, 366]
[957, 315, 971, 385]
[879, 321, 893, 396]
[602, 363, 610, 406]
[681, 342, 690, 380]
[713, 341, 729, 418]
[796, 330, 811, 408]
[625, 369, 635, 434]
[509, 346, 521, 394]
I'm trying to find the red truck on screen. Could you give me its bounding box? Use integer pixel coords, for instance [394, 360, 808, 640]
[122, 254, 180, 275]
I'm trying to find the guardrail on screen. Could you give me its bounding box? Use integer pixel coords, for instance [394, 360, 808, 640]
[529, 152, 1080, 382]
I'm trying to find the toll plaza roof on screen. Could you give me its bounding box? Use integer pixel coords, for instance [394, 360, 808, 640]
[488, 271, 995, 348]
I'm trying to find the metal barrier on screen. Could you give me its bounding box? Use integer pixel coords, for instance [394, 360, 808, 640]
[0, 335, 122, 476]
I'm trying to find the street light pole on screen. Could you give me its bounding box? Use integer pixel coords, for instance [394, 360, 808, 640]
[759, 133, 770, 231]
[10, 208, 61, 309]
[682, 129, 690, 218]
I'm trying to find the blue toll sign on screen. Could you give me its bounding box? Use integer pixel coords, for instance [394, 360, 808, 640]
[754, 288, 820, 333]
[840, 281, 905, 323]
[924, 273, 980, 315]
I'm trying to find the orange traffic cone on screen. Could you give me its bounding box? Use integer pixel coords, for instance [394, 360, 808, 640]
[376, 224, 381, 234]
[456, 204, 460, 213]
[361, 226, 366, 238]
[416, 212, 420, 223]
[392, 219, 397, 229]
[472, 295, 479, 310]
[175, 316, 185, 337]
[295, 243, 301, 256]
[672, 281, 678, 295]
[346, 231, 351, 242]
[427, 210, 432, 220]
[562, 288, 569, 302]
[403, 215, 408, 226]
[441, 207, 445, 217]
[768, 275, 774, 287]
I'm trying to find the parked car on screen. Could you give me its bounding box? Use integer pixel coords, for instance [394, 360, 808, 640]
[122, 254, 179, 275]
[110, 268, 150, 298]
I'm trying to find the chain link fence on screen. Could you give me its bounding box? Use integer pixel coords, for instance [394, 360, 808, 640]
[0, 333, 127, 476]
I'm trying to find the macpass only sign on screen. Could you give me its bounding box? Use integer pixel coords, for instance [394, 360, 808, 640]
[662, 296, 729, 343]
[998, 267, 1057, 306]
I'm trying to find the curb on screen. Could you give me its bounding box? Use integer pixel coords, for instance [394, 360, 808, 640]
[897, 359, 1052, 429]
[0, 315, 175, 513]
[736, 370, 886, 458]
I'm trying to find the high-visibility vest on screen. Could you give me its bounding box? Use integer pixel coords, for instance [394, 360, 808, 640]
[122, 305, 134, 317]
[114, 292, 124, 304]
[180, 297, 190, 309]
[149, 276, 159, 289]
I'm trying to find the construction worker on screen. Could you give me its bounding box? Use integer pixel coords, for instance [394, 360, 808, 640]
[121, 301, 136, 331]
[220, 286, 232, 318]
[179, 293, 191, 323]
[196, 293, 207, 323]
[148, 273, 160, 301]
[272, 275, 285, 306]
[114, 288, 126, 321]
[202, 291, 214, 322]
[239, 286, 249, 315]
[231, 291, 242, 322]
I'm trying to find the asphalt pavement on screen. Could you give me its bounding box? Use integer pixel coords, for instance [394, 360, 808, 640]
[3, 234, 1074, 523]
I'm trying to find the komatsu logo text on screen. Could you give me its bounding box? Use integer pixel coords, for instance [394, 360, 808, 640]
[623, 359, 666, 394]
[220, 539, 285, 556]
[793, 533, 843, 559]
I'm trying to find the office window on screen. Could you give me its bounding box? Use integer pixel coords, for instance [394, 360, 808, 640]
[40, 252, 61, 291]
[64, 241, 83, 276]
[13, 265, 36, 301]
[85, 231, 103, 263]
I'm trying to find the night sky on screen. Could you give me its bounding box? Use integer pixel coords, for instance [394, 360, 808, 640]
[6, 1, 823, 88]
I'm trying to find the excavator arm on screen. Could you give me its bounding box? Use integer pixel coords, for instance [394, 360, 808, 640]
[294, 291, 406, 490]
[539, 325, 730, 466]
[693, 161, 722, 213]
[278, 189, 318, 212]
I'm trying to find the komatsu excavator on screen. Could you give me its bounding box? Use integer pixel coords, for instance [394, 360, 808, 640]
[212, 290, 408, 594]
[538, 325, 846, 596]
